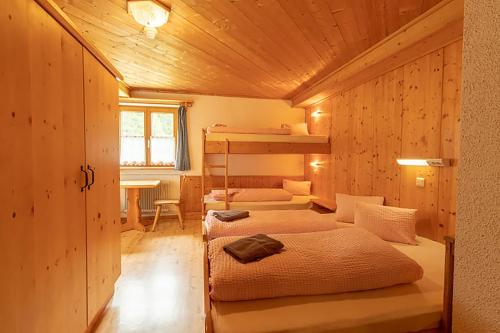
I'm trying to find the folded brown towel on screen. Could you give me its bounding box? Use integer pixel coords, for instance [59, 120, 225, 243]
[223, 234, 284, 264]
[213, 210, 250, 222]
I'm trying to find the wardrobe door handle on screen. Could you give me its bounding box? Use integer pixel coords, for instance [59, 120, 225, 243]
[80, 165, 89, 192]
[87, 165, 95, 190]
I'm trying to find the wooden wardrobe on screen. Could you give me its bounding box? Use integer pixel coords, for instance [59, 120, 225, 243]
[0, 1, 121, 332]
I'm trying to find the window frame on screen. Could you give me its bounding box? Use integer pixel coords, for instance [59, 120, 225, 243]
[119, 106, 178, 169]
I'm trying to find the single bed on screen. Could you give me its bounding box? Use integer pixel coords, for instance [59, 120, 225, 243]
[204, 194, 317, 211]
[205, 222, 445, 333]
[204, 209, 336, 240]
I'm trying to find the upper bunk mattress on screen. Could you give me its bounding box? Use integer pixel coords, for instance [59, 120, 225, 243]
[207, 126, 290, 135]
[210, 223, 445, 333]
[205, 132, 329, 143]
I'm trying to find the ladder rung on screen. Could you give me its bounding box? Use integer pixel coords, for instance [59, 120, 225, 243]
[206, 164, 226, 168]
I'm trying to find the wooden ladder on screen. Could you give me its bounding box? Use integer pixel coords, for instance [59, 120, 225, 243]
[201, 129, 230, 218]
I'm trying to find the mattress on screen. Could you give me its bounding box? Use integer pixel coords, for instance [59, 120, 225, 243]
[204, 194, 317, 211]
[207, 126, 290, 135]
[204, 209, 337, 240]
[205, 132, 329, 143]
[210, 222, 445, 333]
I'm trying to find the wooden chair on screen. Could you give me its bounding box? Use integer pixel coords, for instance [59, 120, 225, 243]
[151, 175, 185, 231]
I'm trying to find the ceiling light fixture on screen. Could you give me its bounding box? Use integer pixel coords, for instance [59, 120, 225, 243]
[128, 0, 170, 40]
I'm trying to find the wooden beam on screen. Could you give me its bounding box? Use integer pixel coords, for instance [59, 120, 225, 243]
[291, 0, 464, 107]
[129, 87, 283, 101]
[119, 97, 193, 108]
[34, 0, 123, 81]
[204, 141, 331, 154]
[118, 80, 130, 98]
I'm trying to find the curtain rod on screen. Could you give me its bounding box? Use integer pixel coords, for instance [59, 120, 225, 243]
[119, 97, 193, 108]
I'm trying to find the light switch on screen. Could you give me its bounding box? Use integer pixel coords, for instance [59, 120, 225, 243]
[416, 177, 425, 188]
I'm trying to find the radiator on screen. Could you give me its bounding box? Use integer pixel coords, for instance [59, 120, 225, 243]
[122, 177, 180, 216]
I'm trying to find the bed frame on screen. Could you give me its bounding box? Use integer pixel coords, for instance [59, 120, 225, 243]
[202, 231, 456, 333]
[200, 129, 331, 216]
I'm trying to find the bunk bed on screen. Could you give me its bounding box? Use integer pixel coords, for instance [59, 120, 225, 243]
[201, 128, 330, 215]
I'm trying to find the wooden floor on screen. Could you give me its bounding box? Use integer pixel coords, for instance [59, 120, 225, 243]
[95, 219, 204, 333]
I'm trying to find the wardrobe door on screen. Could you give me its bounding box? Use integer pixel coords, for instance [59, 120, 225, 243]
[83, 49, 121, 323]
[1, 1, 88, 332]
[0, 1, 36, 331]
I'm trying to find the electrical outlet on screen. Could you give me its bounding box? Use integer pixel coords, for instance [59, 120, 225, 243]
[416, 177, 425, 188]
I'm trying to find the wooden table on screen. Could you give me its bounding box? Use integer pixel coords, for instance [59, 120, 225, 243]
[120, 180, 161, 232]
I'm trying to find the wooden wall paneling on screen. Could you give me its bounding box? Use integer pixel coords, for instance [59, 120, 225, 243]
[373, 68, 404, 206]
[437, 40, 463, 239]
[304, 44, 462, 242]
[332, 91, 354, 195]
[0, 1, 36, 331]
[83, 49, 121, 323]
[400, 50, 444, 239]
[350, 81, 376, 195]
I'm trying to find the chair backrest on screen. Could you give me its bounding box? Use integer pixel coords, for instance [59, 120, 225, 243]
[179, 174, 186, 202]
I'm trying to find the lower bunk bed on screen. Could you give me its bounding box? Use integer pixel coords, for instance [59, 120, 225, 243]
[203, 211, 447, 333]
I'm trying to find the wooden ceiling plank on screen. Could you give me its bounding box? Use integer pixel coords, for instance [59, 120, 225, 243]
[326, 0, 367, 56]
[351, 0, 386, 46]
[166, 13, 291, 95]
[176, 0, 309, 83]
[230, 0, 328, 82]
[172, 0, 302, 87]
[399, 0, 425, 26]
[276, 0, 335, 66]
[303, 0, 351, 63]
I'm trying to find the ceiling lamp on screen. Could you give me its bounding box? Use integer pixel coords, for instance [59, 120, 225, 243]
[128, 0, 170, 40]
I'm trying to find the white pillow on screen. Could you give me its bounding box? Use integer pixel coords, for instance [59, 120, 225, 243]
[335, 193, 384, 223]
[354, 203, 418, 245]
[283, 179, 311, 196]
[290, 123, 309, 135]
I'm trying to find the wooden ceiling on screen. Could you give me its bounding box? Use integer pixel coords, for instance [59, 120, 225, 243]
[53, 0, 443, 99]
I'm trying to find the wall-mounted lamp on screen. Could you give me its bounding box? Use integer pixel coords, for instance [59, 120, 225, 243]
[311, 109, 322, 118]
[396, 158, 450, 167]
[310, 161, 322, 169]
[128, 0, 170, 39]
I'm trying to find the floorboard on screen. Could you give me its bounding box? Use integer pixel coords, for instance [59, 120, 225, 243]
[95, 219, 204, 333]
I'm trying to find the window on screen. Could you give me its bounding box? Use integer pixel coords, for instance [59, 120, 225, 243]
[120, 107, 177, 167]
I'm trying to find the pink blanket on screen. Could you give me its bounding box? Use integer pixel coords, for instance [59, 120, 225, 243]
[207, 126, 291, 135]
[210, 188, 293, 202]
[205, 210, 336, 240]
[208, 228, 423, 301]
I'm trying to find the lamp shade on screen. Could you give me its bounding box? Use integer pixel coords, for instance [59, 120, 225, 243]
[128, 0, 170, 39]
[396, 158, 450, 167]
